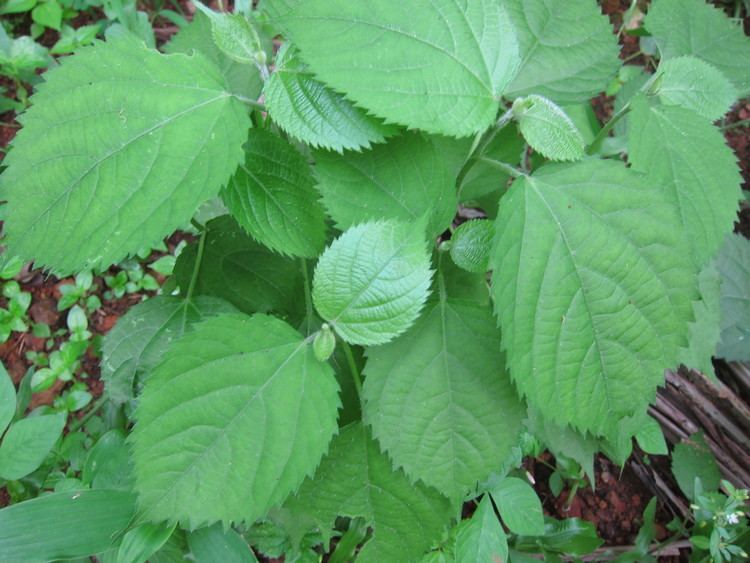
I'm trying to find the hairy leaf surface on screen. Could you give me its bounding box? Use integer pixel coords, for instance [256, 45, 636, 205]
[174, 216, 303, 318]
[277, 0, 520, 136]
[131, 314, 340, 527]
[0, 38, 249, 274]
[222, 129, 327, 257]
[287, 423, 452, 563]
[647, 0, 750, 96]
[363, 267, 525, 500]
[491, 160, 697, 437]
[628, 95, 741, 265]
[715, 234, 750, 361]
[264, 44, 397, 152]
[504, 0, 620, 103]
[449, 219, 494, 273]
[514, 95, 584, 162]
[314, 132, 457, 239]
[312, 221, 433, 346]
[101, 295, 237, 404]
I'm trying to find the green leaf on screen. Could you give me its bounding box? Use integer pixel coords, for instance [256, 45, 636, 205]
[363, 271, 525, 500]
[655, 56, 737, 121]
[0, 362, 15, 435]
[0, 490, 136, 561]
[222, 129, 326, 257]
[715, 234, 750, 361]
[646, 0, 750, 97]
[449, 219, 494, 273]
[504, 0, 620, 103]
[131, 313, 340, 527]
[118, 523, 176, 563]
[628, 95, 742, 265]
[515, 518, 603, 556]
[101, 295, 237, 404]
[82, 429, 134, 490]
[312, 220, 433, 346]
[277, 0, 520, 136]
[193, 1, 266, 66]
[634, 416, 668, 456]
[0, 0, 37, 15]
[679, 263, 721, 375]
[32, 0, 62, 31]
[287, 422, 452, 563]
[173, 216, 303, 318]
[264, 43, 396, 152]
[513, 95, 585, 162]
[672, 432, 721, 500]
[458, 126, 524, 203]
[314, 132, 457, 239]
[455, 495, 507, 563]
[0, 38, 249, 275]
[188, 523, 258, 563]
[490, 477, 545, 536]
[164, 12, 264, 100]
[491, 160, 697, 437]
[0, 412, 65, 479]
[526, 409, 596, 483]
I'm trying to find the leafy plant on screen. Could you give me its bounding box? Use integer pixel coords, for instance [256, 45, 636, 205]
[0, 0, 748, 560]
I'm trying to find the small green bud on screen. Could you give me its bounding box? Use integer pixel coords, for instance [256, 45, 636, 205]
[313, 324, 336, 362]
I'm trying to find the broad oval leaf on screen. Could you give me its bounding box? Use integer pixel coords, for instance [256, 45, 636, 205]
[490, 477, 545, 536]
[286, 422, 452, 563]
[131, 313, 340, 527]
[264, 43, 397, 152]
[0, 362, 15, 435]
[449, 219, 495, 273]
[0, 38, 250, 275]
[504, 0, 620, 103]
[222, 129, 326, 257]
[188, 523, 258, 563]
[646, 0, 750, 97]
[455, 495, 508, 563]
[0, 490, 136, 561]
[276, 0, 520, 137]
[312, 221, 433, 346]
[173, 216, 303, 318]
[0, 413, 66, 480]
[655, 56, 737, 121]
[314, 132, 457, 239]
[628, 95, 742, 265]
[491, 160, 697, 437]
[514, 95, 585, 162]
[101, 295, 238, 404]
[715, 234, 750, 361]
[671, 432, 721, 500]
[363, 286, 525, 500]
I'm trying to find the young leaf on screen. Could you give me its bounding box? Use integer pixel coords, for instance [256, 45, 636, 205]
[628, 95, 742, 265]
[449, 219, 494, 273]
[164, 12, 265, 100]
[454, 495, 508, 563]
[490, 477, 545, 536]
[634, 416, 668, 456]
[101, 295, 238, 404]
[0, 38, 250, 275]
[0, 490, 136, 561]
[188, 523, 258, 563]
[264, 43, 397, 152]
[312, 220, 433, 346]
[286, 422, 452, 563]
[513, 95, 585, 161]
[646, 0, 750, 96]
[655, 56, 737, 121]
[314, 132, 457, 239]
[222, 129, 327, 258]
[173, 216, 303, 318]
[504, 0, 620, 103]
[131, 313, 340, 528]
[671, 432, 721, 500]
[715, 234, 750, 361]
[363, 272, 525, 500]
[0, 412, 66, 479]
[491, 160, 697, 437]
[0, 362, 15, 435]
[276, 0, 520, 136]
[193, 1, 266, 67]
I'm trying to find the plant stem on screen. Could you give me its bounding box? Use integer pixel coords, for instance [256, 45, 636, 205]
[69, 395, 107, 432]
[585, 102, 631, 155]
[723, 118, 750, 131]
[184, 228, 207, 303]
[342, 341, 363, 399]
[300, 258, 314, 336]
[477, 156, 525, 178]
[456, 108, 515, 191]
[232, 94, 266, 112]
